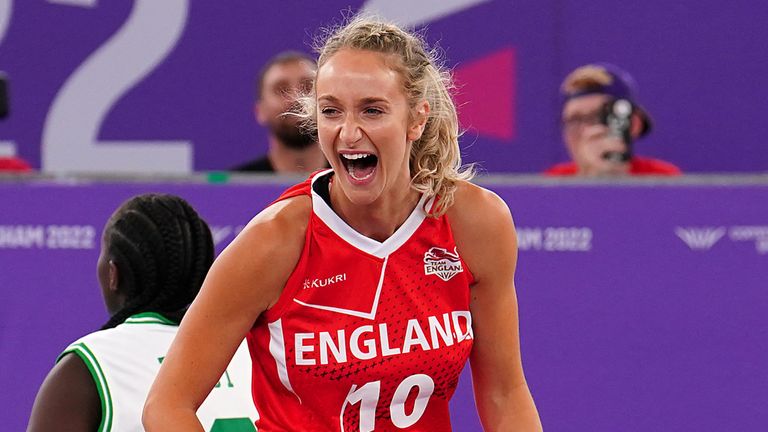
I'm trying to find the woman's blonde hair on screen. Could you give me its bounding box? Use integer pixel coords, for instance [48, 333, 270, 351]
[301, 15, 474, 216]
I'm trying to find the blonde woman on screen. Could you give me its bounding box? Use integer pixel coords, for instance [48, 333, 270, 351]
[145, 17, 541, 432]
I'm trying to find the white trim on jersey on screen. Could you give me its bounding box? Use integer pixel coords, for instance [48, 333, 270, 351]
[268, 319, 302, 404]
[310, 169, 434, 259]
[62, 343, 114, 432]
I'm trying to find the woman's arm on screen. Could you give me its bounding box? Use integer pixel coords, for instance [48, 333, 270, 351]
[449, 183, 542, 431]
[143, 196, 310, 431]
[27, 353, 101, 432]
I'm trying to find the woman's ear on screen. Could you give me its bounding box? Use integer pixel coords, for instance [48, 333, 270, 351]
[407, 100, 430, 142]
[107, 260, 119, 292]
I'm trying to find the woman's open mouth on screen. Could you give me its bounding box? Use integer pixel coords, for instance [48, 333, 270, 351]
[340, 152, 379, 183]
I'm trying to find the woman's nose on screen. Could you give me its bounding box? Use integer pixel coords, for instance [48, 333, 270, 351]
[339, 116, 363, 144]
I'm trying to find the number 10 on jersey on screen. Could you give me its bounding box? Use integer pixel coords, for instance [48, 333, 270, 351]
[342, 374, 435, 432]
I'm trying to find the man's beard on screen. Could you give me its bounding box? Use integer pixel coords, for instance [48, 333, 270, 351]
[270, 119, 316, 150]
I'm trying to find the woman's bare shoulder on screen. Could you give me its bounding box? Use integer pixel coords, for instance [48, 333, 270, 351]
[214, 194, 312, 285]
[446, 181, 517, 283]
[199, 194, 313, 313]
[237, 195, 312, 251]
[447, 180, 513, 232]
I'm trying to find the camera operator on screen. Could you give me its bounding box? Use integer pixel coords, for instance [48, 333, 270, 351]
[545, 63, 681, 177]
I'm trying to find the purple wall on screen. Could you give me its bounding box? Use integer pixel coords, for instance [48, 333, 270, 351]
[2, 178, 766, 431]
[0, 1, 766, 173]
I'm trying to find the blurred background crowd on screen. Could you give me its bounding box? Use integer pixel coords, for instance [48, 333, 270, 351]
[2, 3, 767, 432]
[1, 1, 766, 177]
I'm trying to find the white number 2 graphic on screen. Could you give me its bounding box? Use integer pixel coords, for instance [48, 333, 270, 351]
[341, 373, 435, 432]
[42, 0, 192, 174]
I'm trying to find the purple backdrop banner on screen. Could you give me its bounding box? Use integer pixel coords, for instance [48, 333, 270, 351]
[1, 1, 767, 173]
[1, 178, 766, 431]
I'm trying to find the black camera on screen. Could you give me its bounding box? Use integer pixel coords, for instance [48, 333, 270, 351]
[599, 98, 634, 162]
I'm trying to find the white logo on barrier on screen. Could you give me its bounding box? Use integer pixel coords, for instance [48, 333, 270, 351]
[517, 227, 592, 252]
[674, 227, 726, 251]
[210, 225, 245, 248]
[210, 225, 232, 246]
[729, 226, 768, 254]
[0, 225, 96, 250]
[423, 247, 463, 281]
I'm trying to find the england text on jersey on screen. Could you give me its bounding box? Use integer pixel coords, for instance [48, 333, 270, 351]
[294, 311, 472, 366]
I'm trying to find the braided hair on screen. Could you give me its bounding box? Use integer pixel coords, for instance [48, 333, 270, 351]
[100, 193, 214, 329]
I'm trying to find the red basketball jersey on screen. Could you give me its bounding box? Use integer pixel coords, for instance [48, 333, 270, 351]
[247, 170, 474, 432]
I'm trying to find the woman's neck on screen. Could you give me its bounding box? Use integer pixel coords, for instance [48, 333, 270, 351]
[330, 176, 421, 242]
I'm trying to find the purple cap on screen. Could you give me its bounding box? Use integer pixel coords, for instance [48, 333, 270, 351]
[562, 62, 652, 136]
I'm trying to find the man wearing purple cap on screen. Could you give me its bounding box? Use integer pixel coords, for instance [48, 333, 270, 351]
[545, 63, 681, 176]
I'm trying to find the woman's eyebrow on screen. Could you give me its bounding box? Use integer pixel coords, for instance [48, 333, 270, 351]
[317, 94, 340, 103]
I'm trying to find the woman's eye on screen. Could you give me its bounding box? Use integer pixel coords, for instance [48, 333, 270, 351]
[364, 107, 383, 115]
[320, 107, 339, 116]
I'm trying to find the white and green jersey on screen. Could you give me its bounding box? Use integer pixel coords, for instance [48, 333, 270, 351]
[58, 312, 259, 432]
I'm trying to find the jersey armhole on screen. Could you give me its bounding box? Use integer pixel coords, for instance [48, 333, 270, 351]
[58, 343, 113, 432]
